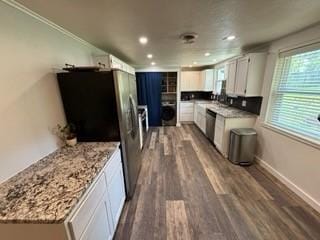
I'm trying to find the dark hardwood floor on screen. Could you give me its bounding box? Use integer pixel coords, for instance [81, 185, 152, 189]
[115, 125, 320, 240]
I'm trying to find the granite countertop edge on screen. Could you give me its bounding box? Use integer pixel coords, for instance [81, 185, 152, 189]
[0, 142, 120, 224]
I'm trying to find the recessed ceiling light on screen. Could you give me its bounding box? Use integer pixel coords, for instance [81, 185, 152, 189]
[193, 61, 197, 65]
[189, 65, 193, 68]
[151, 62, 156, 66]
[139, 36, 148, 44]
[204, 52, 211, 56]
[226, 35, 236, 41]
[213, 59, 217, 62]
[147, 54, 153, 59]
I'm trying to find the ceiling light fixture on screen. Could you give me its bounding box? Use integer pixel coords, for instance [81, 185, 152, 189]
[189, 65, 192, 68]
[180, 32, 198, 44]
[139, 36, 148, 44]
[147, 54, 153, 59]
[151, 62, 156, 66]
[226, 35, 236, 41]
[204, 52, 211, 56]
[193, 61, 197, 65]
[213, 59, 217, 62]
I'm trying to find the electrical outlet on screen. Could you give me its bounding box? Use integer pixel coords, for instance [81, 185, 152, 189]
[242, 100, 247, 107]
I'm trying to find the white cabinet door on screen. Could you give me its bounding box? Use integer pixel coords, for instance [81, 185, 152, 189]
[235, 57, 249, 96]
[196, 111, 201, 128]
[202, 69, 215, 91]
[193, 104, 198, 123]
[69, 174, 107, 240]
[214, 115, 225, 152]
[106, 162, 126, 232]
[189, 71, 201, 91]
[226, 60, 237, 95]
[80, 193, 113, 240]
[180, 102, 194, 122]
[181, 71, 200, 91]
[199, 113, 206, 133]
[180, 72, 190, 91]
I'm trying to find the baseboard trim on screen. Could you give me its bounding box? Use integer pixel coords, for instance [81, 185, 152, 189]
[255, 156, 320, 213]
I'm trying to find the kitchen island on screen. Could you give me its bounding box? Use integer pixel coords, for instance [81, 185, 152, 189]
[0, 142, 125, 240]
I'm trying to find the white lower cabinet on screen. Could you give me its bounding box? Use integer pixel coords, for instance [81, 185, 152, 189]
[180, 102, 194, 122]
[214, 115, 256, 157]
[0, 148, 126, 240]
[194, 103, 206, 133]
[105, 161, 126, 231]
[213, 115, 225, 153]
[69, 149, 125, 240]
[80, 193, 113, 240]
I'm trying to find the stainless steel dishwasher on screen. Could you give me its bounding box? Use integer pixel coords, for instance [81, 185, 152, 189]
[206, 109, 216, 143]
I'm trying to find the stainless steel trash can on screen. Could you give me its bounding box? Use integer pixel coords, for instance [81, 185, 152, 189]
[228, 128, 257, 166]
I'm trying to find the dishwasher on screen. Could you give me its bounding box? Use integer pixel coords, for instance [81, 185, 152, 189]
[206, 109, 216, 144]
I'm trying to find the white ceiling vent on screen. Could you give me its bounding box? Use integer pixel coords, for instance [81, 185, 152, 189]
[180, 32, 198, 44]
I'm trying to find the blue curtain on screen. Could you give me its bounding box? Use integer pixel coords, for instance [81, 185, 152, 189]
[136, 72, 162, 126]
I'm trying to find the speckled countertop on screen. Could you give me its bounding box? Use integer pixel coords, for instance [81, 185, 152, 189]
[0, 142, 120, 224]
[206, 103, 257, 118]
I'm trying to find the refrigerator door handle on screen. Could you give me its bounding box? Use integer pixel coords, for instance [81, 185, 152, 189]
[126, 109, 133, 134]
[129, 95, 138, 137]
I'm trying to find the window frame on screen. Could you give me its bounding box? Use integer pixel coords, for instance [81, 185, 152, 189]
[265, 44, 320, 148]
[214, 66, 226, 94]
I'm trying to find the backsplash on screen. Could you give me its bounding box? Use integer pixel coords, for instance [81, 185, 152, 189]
[181, 91, 212, 101]
[225, 96, 263, 115]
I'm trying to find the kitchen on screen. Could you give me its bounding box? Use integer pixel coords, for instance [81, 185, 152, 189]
[1, 0, 320, 240]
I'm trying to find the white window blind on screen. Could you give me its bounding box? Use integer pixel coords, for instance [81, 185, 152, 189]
[267, 44, 320, 142]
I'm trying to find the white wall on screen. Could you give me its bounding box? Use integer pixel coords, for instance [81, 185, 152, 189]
[255, 24, 320, 211]
[0, 1, 106, 182]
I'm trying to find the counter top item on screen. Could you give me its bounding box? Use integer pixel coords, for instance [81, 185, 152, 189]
[0, 142, 120, 224]
[205, 102, 257, 118]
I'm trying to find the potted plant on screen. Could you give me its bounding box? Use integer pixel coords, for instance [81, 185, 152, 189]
[56, 123, 77, 146]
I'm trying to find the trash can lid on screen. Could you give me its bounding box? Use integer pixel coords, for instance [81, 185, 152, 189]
[231, 128, 257, 136]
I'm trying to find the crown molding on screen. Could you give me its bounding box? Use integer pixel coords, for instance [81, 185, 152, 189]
[2, 0, 104, 51]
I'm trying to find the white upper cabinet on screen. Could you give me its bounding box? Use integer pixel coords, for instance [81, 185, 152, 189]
[180, 71, 201, 91]
[226, 60, 237, 95]
[201, 69, 215, 92]
[181, 70, 215, 91]
[235, 56, 249, 95]
[225, 53, 267, 97]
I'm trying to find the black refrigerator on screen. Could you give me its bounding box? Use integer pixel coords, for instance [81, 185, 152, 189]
[57, 70, 141, 198]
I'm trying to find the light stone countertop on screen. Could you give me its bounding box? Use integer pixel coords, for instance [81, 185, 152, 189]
[205, 102, 258, 118]
[181, 100, 258, 118]
[0, 142, 120, 224]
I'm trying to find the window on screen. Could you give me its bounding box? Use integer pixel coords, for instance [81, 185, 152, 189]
[267, 44, 320, 142]
[215, 67, 226, 94]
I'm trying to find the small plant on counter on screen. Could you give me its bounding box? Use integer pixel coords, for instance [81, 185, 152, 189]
[56, 123, 77, 146]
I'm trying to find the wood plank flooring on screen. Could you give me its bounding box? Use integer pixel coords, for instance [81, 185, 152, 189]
[115, 125, 320, 240]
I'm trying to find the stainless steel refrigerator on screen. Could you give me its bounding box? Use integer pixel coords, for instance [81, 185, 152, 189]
[57, 70, 141, 198]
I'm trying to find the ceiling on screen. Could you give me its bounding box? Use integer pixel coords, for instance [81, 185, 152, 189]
[17, 0, 320, 68]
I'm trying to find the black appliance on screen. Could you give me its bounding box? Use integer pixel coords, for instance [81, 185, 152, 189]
[57, 70, 141, 198]
[206, 109, 216, 144]
[161, 102, 176, 126]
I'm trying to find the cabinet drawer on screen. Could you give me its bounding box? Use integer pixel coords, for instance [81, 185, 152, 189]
[180, 107, 194, 114]
[69, 173, 107, 240]
[180, 102, 194, 107]
[180, 113, 194, 121]
[104, 149, 122, 184]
